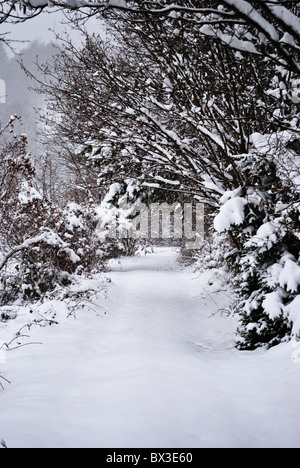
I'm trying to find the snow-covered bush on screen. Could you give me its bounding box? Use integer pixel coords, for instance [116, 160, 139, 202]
[29, 9, 299, 351]
[0, 123, 106, 304]
[215, 132, 300, 349]
[96, 179, 147, 258]
[57, 202, 104, 273]
[0, 200, 105, 304]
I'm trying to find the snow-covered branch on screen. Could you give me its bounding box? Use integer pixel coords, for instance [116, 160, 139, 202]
[0, 230, 79, 273]
[1, 1, 299, 73]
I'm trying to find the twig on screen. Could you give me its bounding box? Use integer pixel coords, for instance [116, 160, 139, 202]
[35, 312, 59, 326]
[65, 295, 110, 318]
[209, 308, 232, 318]
[6, 342, 43, 351]
[1, 439, 8, 449]
[4, 334, 30, 348]
[0, 374, 11, 384]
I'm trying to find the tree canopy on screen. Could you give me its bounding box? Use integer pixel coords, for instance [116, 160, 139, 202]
[1, 1, 300, 74]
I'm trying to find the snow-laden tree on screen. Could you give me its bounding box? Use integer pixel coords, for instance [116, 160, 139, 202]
[33, 20, 283, 203]
[214, 132, 300, 349]
[10, 0, 298, 348]
[1, 1, 300, 76]
[0, 119, 108, 304]
[33, 11, 300, 348]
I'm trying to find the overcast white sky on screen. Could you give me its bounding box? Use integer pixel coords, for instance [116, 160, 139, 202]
[1, 9, 103, 56]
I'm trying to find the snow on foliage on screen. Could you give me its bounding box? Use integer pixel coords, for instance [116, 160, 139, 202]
[18, 181, 43, 205]
[213, 129, 300, 348]
[96, 180, 144, 257]
[2, 1, 299, 352]
[278, 256, 300, 294]
[214, 194, 246, 233]
[62, 203, 85, 232]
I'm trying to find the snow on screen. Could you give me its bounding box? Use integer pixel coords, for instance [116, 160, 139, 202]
[222, 0, 280, 42]
[0, 230, 80, 276]
[287, 296, 300, 338]
[262, 290, 284, 320]
[199, 24, 259, 54]
[18, 182, 43, 205]
[246, 221, 278, 250]
[1, 248, 300, 448]
[107, 0, 127, 7]
[63, 203, 85, 232]
[62, 247, 81, 264]
[268, 4, 300, 39]
[197, 124, 226, 150]
[279, 257, 300, 294]
[280, 33, 296, 47]
[214, 196, 246, 232]
[28, 0, 49, 6]
[29, 0, 85, 6]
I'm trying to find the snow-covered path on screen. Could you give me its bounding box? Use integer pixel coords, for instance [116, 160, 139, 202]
[1, 248, 300, 448]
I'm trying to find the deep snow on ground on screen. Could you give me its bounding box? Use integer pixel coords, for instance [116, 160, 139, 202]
[1, 247, 300, 448]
